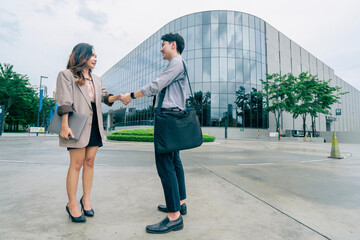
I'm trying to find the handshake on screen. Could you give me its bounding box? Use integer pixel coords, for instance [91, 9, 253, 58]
[115, 93, 133, 106]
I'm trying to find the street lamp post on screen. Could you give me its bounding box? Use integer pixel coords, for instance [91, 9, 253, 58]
[37, 76, 48, 135]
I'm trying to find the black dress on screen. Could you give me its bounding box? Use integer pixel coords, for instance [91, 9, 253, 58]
[67, 102, 103, 150]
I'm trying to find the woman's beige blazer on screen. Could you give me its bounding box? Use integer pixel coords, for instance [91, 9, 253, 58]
[55, 69, 113, 148]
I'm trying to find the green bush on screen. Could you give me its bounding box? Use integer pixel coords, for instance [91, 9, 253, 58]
[107, 128, 215, 142]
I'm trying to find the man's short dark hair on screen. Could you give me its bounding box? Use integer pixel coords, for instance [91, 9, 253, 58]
[161, 33, 185, 54]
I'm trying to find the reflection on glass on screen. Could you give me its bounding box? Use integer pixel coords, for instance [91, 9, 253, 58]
[228, 58, 235, 82]
[220, 57, 227, 81]
[243, 27, 250, 50]
[235, 25, 243, 49]
[203, 58, 211, 82]
[202, 24, 211, 48]
[211, 58, 219, 82]
[219, 11, 227, 23]
[219, 24, 227, 48]
[227, 24, 235, 48]
[211, 24, 219, 48]
[195, 25, 202, 49]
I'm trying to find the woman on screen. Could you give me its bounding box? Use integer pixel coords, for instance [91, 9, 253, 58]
[56, 43, 120, 222]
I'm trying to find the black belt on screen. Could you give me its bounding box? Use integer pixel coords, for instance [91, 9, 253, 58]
[160, 107, 182, 112]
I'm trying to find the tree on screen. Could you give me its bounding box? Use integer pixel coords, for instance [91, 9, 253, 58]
[308, 77, 347, 136]
[260, 73, 296, 136]
[0, 63, 56, 131]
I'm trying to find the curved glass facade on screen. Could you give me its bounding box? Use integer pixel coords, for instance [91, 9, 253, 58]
[102, 10, 268, 129]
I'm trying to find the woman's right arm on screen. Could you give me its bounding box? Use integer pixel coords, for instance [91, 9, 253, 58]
[60, 113, 74, 140]
[56, 71, 74, 139]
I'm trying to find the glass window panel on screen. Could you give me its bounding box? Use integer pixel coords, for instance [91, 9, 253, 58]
[211, 94, 219, 108]
[187, 50, 195, 59]
[188, 59, 195, 84]
[188, 14, 195, 27]
[203, 58, 211, 81]
[169, 21, 175, 32]
[242, 13, 249, 26]
[228, 58, 235, 82]
[227, 11, 234, 24]
[219, 23, 227, 48]
[234, 12, 242, 25]
[175, 18, 181, 31]
[188, 26, 195, 51]
[261, 32, 266, 55]
[220, 48, 227, 57]
[236, 49, 243, 58]
[255, 30, 261, 53]
[181, 16, 188, 29]
[249, 15, 255, 28]
[211, 11, 219, 23]
[244, 59, 250, 83]
[195, 58, 202, 82]
[249, 28, 255, 52]
[202, 25, 211, 48]
[243, 50, 250, 59]
[235, 25, 243, 49]
[220, 83, 227, 93]
[203, 82, 211, 92]
[228, 82, 235, 93]
[203, 11, 211, 24]
[235, 58, 243, 83]
[255, 17, 260, 30]
[203, 48, 211, 57]
[195, 12, 202, 25]
[211, 82, 219, 93]
[211, 108, 220, 125]
[211, 58, 219, 82]
[228, 48, 235, 57]
[227, 24, 235, 48]
[250, 51, 256, 61]
[256, 53, 262, 62]
[211, 48, 219, 57]
[195, 25, 202, 49]
[260, 20, 265, 32]
[194, 82, 202, 92]
[211, 24, 219, 48]
[219, 11, 227, 23]
[220, 94, 227, 108]
[250, 60, 256, 84]
[195, 49, 202, 58]
[220, 57, 227, 82]
[256, 67, 263, 87]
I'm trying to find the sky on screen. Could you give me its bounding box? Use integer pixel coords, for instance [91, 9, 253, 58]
[1, 0, 359, 96]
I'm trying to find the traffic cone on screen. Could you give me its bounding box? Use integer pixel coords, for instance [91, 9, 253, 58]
[328, 131, 343, 159]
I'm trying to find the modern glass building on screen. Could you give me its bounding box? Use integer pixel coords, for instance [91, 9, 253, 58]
[102, 10, 360, 135]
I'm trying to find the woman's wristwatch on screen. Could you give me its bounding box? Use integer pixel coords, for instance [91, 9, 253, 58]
[130, 92, 136, 99]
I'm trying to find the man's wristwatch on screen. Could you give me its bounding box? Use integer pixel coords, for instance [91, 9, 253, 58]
[130, 92, 136, 99]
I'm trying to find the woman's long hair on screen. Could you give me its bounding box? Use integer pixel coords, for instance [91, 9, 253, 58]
[67, 43, 94, 86]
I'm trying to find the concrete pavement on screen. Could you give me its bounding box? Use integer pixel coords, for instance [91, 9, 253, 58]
[0, 136, 359, 240]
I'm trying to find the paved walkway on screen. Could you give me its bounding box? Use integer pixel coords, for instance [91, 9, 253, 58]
[0, 136, 359, 240]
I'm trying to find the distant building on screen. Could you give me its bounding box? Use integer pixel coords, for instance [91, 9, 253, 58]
[101, 10, 360, 140]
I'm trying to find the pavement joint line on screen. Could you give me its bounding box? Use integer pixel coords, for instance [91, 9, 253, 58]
[0, 160, 109, 166]
[190, 158, 332, 240]
[238, 163, 274, 166]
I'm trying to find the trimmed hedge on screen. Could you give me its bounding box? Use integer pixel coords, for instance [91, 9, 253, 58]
[107, 128, 215, 142]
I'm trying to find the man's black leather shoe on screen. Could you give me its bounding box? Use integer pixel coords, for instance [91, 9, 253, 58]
[146, 215, 183, 234]
[157, 203, 187, 215]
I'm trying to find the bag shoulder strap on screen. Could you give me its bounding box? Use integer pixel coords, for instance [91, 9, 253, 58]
[156, 59, 196, 114]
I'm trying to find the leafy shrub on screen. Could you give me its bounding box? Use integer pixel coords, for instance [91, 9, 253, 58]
[107, 128, 215, 142]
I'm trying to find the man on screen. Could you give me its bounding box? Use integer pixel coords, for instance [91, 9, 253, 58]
[121, 33, 188, 234]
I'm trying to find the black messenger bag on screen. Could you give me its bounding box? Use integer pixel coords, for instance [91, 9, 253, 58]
[154, 61, 203, 153]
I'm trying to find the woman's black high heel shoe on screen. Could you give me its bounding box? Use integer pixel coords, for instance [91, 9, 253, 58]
[80, 196, 95, 217]
[66, 204, 86, 222]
